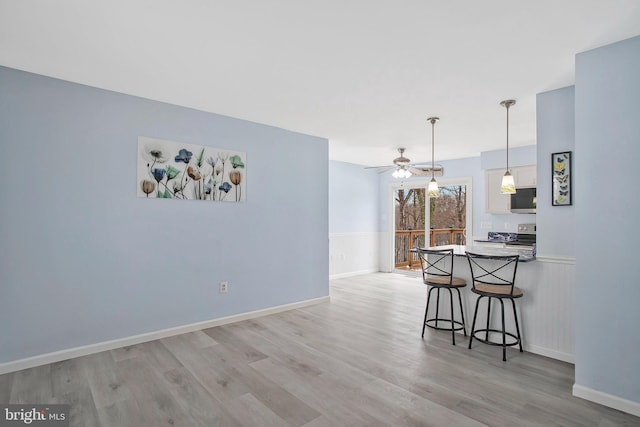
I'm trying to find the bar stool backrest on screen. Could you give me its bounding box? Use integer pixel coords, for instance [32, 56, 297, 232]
[465, 252, 519, 296]
[415, 248, 455, 286]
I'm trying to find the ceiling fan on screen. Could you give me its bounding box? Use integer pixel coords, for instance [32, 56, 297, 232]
[366, 148, 443, 178]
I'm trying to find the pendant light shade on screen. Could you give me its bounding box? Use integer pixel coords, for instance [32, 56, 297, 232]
[427, 117, 440, 198]
[500, 100, 517, 194]
[428, 178, 440, 198]
[501, 170, 516, 194]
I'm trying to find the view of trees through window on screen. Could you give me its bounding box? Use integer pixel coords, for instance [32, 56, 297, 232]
[394, 185, 466, 231]
[395, 188, 426, 231]
[394, 184, 467, 270]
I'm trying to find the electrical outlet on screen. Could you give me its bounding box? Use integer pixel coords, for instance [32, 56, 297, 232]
[219, 281, 228, 293]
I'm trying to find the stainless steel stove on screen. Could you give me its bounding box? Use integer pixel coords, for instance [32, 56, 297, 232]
[505, 223, 536, 248]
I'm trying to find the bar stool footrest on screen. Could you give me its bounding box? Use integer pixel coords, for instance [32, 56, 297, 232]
[425, 318, 466, 333]
[470, 328, 520, 347]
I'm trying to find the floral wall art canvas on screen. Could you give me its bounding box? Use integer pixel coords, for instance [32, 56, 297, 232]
[137, 137, 246, 202]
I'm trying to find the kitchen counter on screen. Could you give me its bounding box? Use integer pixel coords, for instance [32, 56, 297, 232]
[408, 243, 575, 363]
[405, 236, 576, 363]
[416, 244, 536, 262]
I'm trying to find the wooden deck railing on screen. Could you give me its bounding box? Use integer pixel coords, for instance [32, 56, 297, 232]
[395, 228, 465, 270]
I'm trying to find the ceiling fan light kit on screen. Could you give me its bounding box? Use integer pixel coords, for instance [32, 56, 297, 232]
[367, 144, 444, 178]
[391, 148, 412, 179]
[382, 146, 444, 179]
[392, 167, 412, 179]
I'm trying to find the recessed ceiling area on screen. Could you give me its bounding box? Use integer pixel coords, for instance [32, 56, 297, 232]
[1, 0, 639, 166]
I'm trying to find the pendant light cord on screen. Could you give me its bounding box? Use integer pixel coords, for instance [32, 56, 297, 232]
[431, 119, 435, 178]
[506, 104, 509, 171]
[500, 99, 515, 172]
[427, 117, 439, 178]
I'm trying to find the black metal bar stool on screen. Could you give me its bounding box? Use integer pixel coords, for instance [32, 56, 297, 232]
[415, 248, 467, 345]
[466, 252, 523, 361]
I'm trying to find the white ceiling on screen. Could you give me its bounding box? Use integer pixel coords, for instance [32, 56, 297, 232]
[2, 1, 640, 167]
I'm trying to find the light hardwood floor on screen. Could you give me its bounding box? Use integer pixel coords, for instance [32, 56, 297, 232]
[1, 273, 638, 426]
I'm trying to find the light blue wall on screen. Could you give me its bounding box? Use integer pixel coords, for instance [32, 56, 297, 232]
[328, 161, 379, 233]
[536, 86, 575, 258]
[377, 146, 536, 238]
[575, 36, 640, 404]
[0, 66, 329, 363]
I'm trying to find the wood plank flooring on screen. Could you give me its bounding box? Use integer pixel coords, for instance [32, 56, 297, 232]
[1, 272, 639, 426]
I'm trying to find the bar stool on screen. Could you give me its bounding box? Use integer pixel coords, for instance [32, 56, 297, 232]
[415, 248, 467, 345]
[465, 252, 523, 361]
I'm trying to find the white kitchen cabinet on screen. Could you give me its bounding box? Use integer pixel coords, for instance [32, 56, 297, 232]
[485, 168, 511, 214]
[513, 165, 536, 187]
[485, 165, 537, 214]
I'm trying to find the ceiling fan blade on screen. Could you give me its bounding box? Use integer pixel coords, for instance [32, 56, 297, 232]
[408, 167, 429, 176]
[409, 165, 444, 177]
[364, 165, 395, 170]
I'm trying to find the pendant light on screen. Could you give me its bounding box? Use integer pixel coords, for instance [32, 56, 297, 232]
[500, 99, 516, 194]
[427, 117, 440, 198]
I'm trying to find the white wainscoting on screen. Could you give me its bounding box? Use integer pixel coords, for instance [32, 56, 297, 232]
[379, 231, 393, 272]
[519, 256, 575, 363]
[425, 254, 576, 363]
[329, 232, 380, 279]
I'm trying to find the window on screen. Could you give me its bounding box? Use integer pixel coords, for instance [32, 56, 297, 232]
[390, 177, 472, 272]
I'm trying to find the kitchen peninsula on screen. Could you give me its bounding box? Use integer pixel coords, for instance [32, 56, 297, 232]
[425, 244, 535, 262]
[412, 244, 573, 362]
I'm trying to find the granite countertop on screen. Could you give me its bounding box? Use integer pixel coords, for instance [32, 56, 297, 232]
[412, 244, 536, 262]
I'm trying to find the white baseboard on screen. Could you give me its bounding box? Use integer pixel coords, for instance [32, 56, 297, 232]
[0, 296, 330, 375]
[526, 344, 574, 364]
[329, 268, 379, 280]
[573, 384, 640, 417]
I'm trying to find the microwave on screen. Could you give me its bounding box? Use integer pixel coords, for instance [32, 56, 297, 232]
[510, 187, 536, 214]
